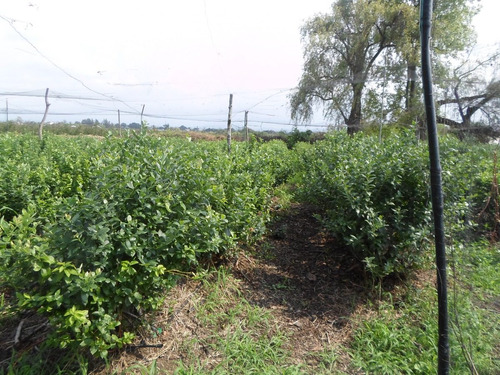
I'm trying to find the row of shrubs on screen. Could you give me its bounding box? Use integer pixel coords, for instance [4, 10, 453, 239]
[291, 130, 495, 280]
[0, 132, 294, 356]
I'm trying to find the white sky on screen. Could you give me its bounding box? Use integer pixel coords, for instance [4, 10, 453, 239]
[0, 0, 498, 131]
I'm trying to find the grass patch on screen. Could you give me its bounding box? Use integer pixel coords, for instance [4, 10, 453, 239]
[350, 288, 439, 374]
[349, 242, 500, 374]
[172, 268, 304, 374]
[449, 241, 500, 374]
[1, 348, 89, 375]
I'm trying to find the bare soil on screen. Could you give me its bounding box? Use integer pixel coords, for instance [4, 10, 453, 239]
[233, 203, 368, 370]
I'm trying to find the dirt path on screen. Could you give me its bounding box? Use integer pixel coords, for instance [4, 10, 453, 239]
[233, 203, 367, 369]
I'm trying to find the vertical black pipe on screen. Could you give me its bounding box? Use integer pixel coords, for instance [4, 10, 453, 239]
[420, 1, 450, 374]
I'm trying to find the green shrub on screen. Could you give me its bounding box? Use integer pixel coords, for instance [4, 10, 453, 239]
[294, 131, 497, 281]
[296, 131, 432, 279]
[286, 127, 314, 149]
[439, 137, 497, 240]
[0, 134, 97, 222]
[1, 133, 288, 356]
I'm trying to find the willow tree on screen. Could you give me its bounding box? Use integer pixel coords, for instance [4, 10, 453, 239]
[291, 0, 479, 133]
[290, 0, 398, 134]
[384, 0, 478, 120]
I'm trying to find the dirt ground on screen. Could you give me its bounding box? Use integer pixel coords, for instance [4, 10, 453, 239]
[233, 203, 368, 370]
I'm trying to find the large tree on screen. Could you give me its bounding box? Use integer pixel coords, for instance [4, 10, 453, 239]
[291, 0, 479, 133]
[290, 0, 398, 134]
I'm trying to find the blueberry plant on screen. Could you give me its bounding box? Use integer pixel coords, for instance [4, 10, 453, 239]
[293, 131, 495, 280]
[0, 132, 293, 356]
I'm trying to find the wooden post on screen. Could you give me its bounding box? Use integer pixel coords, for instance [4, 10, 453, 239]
[118, 109, 121, 137]
[244, 110, 249, 142]
[140, 104, 145, 126]
[227, 94, 233, 154]
[39, 88, 50, 140]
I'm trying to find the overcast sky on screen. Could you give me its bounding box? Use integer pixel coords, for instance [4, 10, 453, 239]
[1, 0, 499, 131]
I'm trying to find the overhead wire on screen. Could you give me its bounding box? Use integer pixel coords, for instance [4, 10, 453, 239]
[1, 14, 408, 130]
[1, 86, 330, 128]
[1, 11, 488, 130]
[0, 90, 116, 102]
[0, 14, 140, 114]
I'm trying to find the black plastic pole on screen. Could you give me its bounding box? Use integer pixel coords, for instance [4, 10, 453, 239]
[420, 1, 450, 374]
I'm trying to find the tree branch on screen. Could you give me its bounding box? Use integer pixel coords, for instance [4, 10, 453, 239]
[437, 93, 488, 106]
[436, 115, 462, 127]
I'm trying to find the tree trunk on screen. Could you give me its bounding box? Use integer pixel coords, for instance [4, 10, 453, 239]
[347, 82, 363, 135]
[406, 65, 418, 110]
